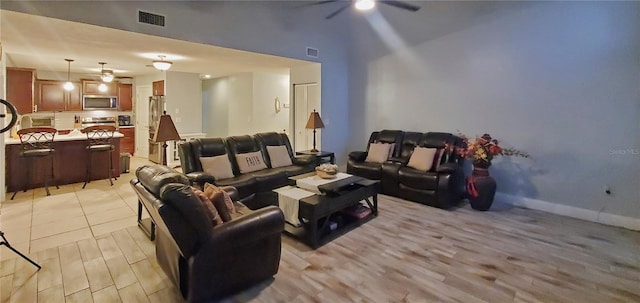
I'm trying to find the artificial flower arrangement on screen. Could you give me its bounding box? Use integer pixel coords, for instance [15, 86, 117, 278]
[455, 133, 529, 168]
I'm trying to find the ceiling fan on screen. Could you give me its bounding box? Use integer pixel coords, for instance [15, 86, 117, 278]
[308, 0, 421, 20]
[92, 62, 131, 82]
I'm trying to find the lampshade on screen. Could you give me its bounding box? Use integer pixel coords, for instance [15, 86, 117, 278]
[152, 55, 173, 71]
[153, 113, 181, 143]
[305, 110, 325, 129]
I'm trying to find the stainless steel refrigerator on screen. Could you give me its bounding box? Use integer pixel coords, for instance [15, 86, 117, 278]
[148, 95, 165, 164]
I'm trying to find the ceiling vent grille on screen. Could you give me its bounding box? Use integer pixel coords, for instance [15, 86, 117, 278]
[306, 47, 319, 58]
[138, 11, 165, 27]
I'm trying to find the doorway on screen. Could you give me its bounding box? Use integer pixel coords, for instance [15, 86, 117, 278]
[135, 85, 151, 158]
[292, 83, 319, 152]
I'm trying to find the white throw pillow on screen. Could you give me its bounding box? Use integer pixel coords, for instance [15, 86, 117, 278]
[236, 151, 267, 173]
[407, 147, 438, 171]
[199, 155, 235, 180]
[267, 145, 292, 168]
[365, 143, 392, 163]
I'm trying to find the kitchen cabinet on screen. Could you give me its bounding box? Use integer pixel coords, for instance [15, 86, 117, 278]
[118, 83, 133, 111]
[35, 80, 81, 112]
[152, 80, 164, 96]
[6, 68, 35, 114]
[119, 127, 135, 155]
[83, 80, 116, 96]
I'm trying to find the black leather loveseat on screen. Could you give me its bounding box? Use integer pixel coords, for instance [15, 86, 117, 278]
[348, 130, 466, 209]
[131, 164, 285, 302]
[179, 132, 315, 209]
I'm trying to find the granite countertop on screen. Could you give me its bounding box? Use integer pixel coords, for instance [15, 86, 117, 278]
[6, 132, 124, 145]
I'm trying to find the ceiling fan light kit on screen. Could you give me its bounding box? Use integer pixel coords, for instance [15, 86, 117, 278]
[355, 0, 375, 10]
[152, 55, 172, 71]
[98, 62, 115, 82]
[318, 0, 421, 19]
[63, 58, 74, 91]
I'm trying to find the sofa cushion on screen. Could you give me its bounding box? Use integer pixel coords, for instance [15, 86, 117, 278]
[159, 183, 213, 241]
[204, 182, 235, 215]
[407, 147, 437, 171]
[192, 187, 223, 225]
[213, 174, 257, 199]
[365, 143, 392, 163]
[398, 167, 439, 190]
[236, 151, 268, 173]
[200, 154, 235, 181]
[266, 145, 292, 168]
[136, 165, 190, 197]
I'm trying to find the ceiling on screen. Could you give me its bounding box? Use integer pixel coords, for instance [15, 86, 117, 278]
[1, 10, 313, 79]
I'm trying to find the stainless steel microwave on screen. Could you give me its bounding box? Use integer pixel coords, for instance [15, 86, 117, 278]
[83, 95, 118, 110]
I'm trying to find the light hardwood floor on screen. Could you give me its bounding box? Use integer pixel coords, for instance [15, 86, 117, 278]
[1, 160, 639, 302]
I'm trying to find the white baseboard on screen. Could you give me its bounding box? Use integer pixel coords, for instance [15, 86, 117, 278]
[495, 192, 640, 231]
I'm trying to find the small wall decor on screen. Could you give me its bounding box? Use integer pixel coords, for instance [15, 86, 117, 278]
[274, 97, 281, 113]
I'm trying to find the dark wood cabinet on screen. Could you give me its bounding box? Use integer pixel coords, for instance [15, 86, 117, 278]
[6, 68, 35, 114]
[83, 80, 116, 96]
[152, 80, 164, 96]
[35, 80, 81, 112]
[118, 83, 133, 111]
[119, 127, 135, 155]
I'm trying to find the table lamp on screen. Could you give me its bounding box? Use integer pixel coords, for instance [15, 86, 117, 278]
[305, 109, 324, 153]
[153, 111, 181, 165]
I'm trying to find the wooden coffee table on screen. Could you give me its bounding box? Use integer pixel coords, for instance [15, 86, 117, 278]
[279, 172, 378, 248]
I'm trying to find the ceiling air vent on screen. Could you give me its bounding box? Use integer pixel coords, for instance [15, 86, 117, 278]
[306, 47, 319, 58]
[138, 11, 165, 27]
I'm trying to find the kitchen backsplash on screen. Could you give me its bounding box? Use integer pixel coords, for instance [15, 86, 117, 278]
[53, 111, 134, 130]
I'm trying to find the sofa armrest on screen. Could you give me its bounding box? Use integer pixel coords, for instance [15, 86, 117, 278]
[388, 156, 408, 165]
[292, 155, 315, 166]
[349, 151, 367, 162]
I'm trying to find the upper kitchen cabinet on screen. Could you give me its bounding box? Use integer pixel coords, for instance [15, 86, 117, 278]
[118, 83, 133, 111]
[6, 68, 35, 114]
[152, 80, 164, 96]
[35, 80, 81, 112]
[83, 80, 116, 96]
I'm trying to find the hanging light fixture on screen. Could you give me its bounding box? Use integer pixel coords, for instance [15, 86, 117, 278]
[99, 62, 114, 82]
[98, 83, 108, 92]
[152, 55, 172, 71]
[63, 59, 74, 91]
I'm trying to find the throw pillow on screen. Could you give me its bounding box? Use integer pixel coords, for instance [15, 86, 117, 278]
[199, 154, 235, 181]
[192, 187, 223, 225]
[267, 145, 292, 168]
[407, 147, 438, 171]
[209, 190, 232, 222]
[236, 151, 267, 173]
[365, 143, 392, 163]
[204, 182, 235, 215]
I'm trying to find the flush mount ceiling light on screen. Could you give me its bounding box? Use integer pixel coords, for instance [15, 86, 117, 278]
[355, 0, 375, 10]
[152, 55, 172, 71]
[99, 62, 114, 82]
[63, 59, 74, 91]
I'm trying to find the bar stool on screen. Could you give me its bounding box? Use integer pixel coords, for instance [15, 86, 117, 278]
[11, 127, 58, 200]
[82, 125, 117, 189]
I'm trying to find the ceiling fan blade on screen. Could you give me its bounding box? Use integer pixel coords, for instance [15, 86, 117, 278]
[379, 0, 421, 12]
[296, 0, 339, 9]
[326, 3, 351, 19]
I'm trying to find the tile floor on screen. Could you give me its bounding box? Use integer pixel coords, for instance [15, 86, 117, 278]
[0, 156, 152, 261]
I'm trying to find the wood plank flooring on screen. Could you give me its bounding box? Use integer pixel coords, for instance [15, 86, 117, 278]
[2, 194, 639, 302]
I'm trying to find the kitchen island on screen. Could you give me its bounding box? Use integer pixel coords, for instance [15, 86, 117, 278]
[6, 132, 123, 192]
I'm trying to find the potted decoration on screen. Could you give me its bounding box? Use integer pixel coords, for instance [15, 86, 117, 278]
[456, 133, 529, 211]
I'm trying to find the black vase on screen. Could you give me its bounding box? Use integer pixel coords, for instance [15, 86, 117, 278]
[468, 165, 497, 211]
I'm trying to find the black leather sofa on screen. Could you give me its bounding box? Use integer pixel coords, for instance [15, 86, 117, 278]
[131, 164, 285, 302]
[179, 132, 315, 209]
[347, 130, 466, 209]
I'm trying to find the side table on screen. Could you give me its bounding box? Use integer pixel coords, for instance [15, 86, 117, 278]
[296, 150, 335, 166]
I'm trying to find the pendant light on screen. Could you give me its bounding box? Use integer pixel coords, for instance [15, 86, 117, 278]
[99, 62, 114, 83]
[152, 55, 172, 71]
[63, 59, 74, 91]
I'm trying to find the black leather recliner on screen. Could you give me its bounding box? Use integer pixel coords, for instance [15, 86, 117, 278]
[348, 130, 466, 209]
[131, 165, 284, 303]
[179, 132, 315, 209]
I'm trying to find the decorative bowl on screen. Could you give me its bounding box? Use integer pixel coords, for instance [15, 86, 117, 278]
[316, 166, 338, 179]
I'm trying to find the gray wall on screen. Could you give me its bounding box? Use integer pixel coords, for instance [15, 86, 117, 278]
[349, 1, 640, 217]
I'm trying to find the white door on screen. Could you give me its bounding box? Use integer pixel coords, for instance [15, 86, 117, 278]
[293, 83, 319, 151]
[135, 85, 152, 158]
